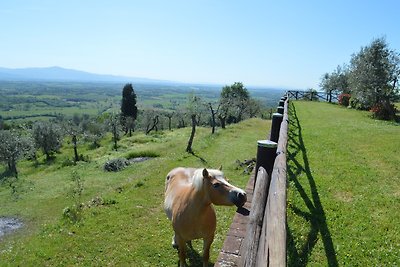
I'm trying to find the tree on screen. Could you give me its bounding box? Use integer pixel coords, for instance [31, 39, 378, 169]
[208, 102, 220, 134]
[164, 112, 174, 131]
[303, 88, 319, 101]
[0, 130, 33, 178]
[247, 98, 262, 118]
[348, 37, 400, 119]
[219, 82, 250, 126]
[82, 119, 105, 149]
[121, 83, 138, 136]
[320, 65, 350, 102]
[106, 113, 122, 151]
[176, 111, 186, 128]
[185, 94, 204, 153]
[145, 114, 159, 135]
[63, 117, 85, 163]
[32, 121, 62, 161]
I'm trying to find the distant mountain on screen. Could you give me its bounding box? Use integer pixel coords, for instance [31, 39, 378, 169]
[0, 66, 172, 84]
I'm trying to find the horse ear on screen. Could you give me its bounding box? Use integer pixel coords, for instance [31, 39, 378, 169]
[202, 168, 209, 178]
[218, 165, 223, 171]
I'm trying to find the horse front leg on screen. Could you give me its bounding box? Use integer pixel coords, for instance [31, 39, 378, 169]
[176, 236, 187, 267]
[202, 236, 214, 267]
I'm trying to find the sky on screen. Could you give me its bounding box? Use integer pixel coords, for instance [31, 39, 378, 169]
[1, 0, 400, 89]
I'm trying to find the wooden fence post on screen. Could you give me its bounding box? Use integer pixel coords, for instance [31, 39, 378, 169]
[255, 140, 277, 184]
[269, 113, 283, 142]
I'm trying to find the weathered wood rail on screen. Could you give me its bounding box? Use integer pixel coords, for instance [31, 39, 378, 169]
[215, 95, 289, 267]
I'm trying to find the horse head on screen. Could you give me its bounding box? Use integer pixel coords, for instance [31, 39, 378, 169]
[202, 168, 247, 207]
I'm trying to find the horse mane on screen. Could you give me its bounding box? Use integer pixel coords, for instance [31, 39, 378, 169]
[192, 168, 224, 191]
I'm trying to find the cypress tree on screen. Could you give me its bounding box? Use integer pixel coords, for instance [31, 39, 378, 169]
[121, 83, 138, 136]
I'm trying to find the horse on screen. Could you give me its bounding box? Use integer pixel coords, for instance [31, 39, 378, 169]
[164, 167, 247, 267]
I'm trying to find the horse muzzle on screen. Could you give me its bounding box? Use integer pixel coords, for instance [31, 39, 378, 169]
[230, 190, 247, 207]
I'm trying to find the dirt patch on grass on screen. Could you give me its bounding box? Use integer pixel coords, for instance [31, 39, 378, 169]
[0, 217, 23, 239]
[334, 191, 354, 203]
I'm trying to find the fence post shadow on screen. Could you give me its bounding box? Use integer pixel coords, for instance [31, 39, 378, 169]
[286, 102, 338, 267]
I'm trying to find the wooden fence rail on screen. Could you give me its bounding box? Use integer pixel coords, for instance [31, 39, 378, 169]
[239, 167, 270, 266]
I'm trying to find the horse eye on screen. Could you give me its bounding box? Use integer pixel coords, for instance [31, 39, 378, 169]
[212, 183, 221, 188]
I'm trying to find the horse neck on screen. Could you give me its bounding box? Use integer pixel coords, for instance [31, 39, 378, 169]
[190, 186, 212, 210]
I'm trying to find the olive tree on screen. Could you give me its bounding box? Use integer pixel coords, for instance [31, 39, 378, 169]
[32, 121, 63, 161]
[82, 119, 105, 149]
[185, 94, 206, 153]
[219, 82, 250, 127]
[106, 113, 122, 151]
[0, 130, 33, 178]
[320, 65, 350, 102]
[348, 37, 400, 119]
[63, 119, 84, 163]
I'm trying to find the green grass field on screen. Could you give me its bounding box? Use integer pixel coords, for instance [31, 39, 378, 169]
[0, 118, 270, 266]
[287, 101, 400, 266]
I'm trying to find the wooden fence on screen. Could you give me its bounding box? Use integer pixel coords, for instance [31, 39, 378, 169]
[287, 90, 339, 102]
[215, 96, 289, 267]
[240, 96, 289, 266]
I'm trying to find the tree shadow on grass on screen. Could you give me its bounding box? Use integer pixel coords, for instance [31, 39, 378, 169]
[286, 103, 338, 267]
[188, 151, 208, 164]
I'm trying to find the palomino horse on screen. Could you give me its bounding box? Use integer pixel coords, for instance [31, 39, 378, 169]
[164, 167, 247, 267]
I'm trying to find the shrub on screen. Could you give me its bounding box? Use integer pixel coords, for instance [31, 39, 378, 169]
[338, 93, 351, 107]
[61, 158, 75, 167]
[79, 154, 90, 162]
[61, 155, 90, 167]
[86, 196, 117, 207]
[103, 158, 130, 172]
[63, 204, 83, 223]
[63, 171, 84, 223]
[370, 102, 397, 120]
[134, 181, 145, 188]
[349, 97, 369, 110]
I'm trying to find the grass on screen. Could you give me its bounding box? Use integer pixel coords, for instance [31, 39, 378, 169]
[0, 118, 270, 266]
[287, 101, 400, 266]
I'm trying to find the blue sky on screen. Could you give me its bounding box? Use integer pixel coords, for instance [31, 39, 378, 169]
[1, 0, 399, 89]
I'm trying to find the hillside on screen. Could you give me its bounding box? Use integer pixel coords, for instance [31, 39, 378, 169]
[287, 101, 400, 266]
[0, 66, 171, 83]
[0, 118, 270, 266]
[0, 81, 285, 123]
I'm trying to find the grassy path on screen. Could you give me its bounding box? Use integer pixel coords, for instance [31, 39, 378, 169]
[287, 101, 400, 266]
